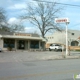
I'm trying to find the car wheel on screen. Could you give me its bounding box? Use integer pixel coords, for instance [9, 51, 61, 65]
[60, 49, 62, 52]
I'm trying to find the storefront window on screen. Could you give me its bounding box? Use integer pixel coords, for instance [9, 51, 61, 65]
[3, 39, 15, 48]
[17, 40, 25, 49]
[30, 41, 39, 49]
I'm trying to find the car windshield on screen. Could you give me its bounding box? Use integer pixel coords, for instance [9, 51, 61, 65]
[50, 44, 52, 46]
[55, 44, 60, 46]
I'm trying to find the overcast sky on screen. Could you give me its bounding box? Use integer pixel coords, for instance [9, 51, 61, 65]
[0, 0, 80, 34]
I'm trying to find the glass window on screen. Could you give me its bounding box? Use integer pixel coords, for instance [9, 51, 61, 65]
[3, 39, 15, 48]
[72, 33, 74, 35]
[30, 41, 39, 49]
[18, 40, 25, 49]
[71, 41, 78, 46]
[50, 44, 52, 46]
[55, 44, 60, 46]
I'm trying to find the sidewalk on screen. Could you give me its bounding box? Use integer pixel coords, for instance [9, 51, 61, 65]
[0, 51, 80, 62]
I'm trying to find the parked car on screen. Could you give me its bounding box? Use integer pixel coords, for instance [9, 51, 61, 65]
[49, 44, 63, 52]
[0, 48, 2, 52]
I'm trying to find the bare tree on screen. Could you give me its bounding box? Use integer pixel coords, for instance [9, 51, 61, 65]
[0, 8, 6, 23]
[0, 7, 9, 31]
[21, 2, 63, 37]
[9, 24, 25, 32]
[0, 7, 25, 32]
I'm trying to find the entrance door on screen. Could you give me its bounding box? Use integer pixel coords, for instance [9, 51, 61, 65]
[18, 40, 25, 49]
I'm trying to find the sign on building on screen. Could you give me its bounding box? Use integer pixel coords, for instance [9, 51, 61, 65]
[14, 33, 31, 36]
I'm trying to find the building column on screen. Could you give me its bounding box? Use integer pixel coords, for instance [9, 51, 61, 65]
[0, 38, 3, 49]
[25, 41, 28, 50]
[15, 39, 17, 51]
[28, 40, 30, 50]
[39, 41, 41, 50]
[43, 42, 46, 50]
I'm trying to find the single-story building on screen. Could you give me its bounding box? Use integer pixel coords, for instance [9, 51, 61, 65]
[0, 31, 46, 51]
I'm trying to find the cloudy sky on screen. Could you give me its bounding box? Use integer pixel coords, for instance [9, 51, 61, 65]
[0, 0, 80, 34]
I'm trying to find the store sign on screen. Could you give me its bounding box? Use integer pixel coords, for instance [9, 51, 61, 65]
[55, 18, 69, 23]
[14, 33, 31, 36]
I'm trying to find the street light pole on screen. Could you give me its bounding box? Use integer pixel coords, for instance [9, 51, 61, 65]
[66, 22, 70, 56]
[66, 22, 68, 56]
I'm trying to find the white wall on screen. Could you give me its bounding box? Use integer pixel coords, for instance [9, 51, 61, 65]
[46, 30, 80, 45]
[46, 31, 66, 45]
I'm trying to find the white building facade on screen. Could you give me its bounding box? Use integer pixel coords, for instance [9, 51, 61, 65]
[46, 30, 80, 50]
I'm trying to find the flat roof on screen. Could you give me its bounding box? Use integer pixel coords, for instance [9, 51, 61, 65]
[2, 35, 42, 40]
[0, 32, 46, 41]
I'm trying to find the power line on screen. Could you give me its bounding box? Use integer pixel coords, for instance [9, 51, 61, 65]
[33, 0, 80, 7]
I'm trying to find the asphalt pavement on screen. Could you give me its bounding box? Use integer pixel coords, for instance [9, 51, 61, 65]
[0, 50, 80, 62]
[0, 59, 80, 80]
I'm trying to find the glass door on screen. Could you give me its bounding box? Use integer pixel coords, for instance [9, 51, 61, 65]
[18, 40, 25, 49]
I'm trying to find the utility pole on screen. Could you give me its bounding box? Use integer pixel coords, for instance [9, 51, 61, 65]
[66, 22, 69, 56]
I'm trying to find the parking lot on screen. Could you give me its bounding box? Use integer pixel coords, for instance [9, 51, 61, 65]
[0, 50, 80, 63]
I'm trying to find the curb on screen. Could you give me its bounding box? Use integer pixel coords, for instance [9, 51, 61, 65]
[38, 55, 80, 61]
